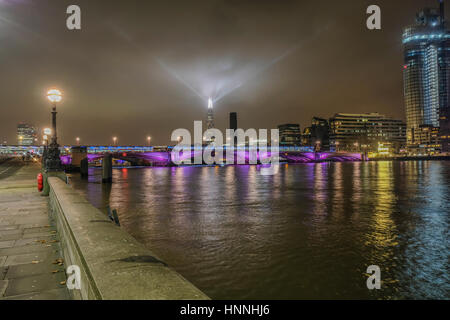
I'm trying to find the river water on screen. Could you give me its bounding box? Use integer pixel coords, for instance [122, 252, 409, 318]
[69, 161, 450, 299]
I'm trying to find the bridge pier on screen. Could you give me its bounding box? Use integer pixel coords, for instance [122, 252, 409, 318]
[102, 153, 112, 183]
[80, 157, 88, 178]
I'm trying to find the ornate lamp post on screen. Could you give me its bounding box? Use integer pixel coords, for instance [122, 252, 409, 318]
[45, 89, 63, 171]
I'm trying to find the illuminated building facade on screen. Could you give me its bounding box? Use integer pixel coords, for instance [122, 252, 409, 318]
[403, 0, 450, 151]
[207, 98, 214, 130]
[408, 125, 441, 154]
[329, 113, 406, 153]
[17, 123, 37, 146]
[441, 107, 450, 152]
[278, 124, 302, 146]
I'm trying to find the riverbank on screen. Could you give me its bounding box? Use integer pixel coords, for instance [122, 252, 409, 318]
[47, 176, 208, 300]
[370, 155, 450, 161]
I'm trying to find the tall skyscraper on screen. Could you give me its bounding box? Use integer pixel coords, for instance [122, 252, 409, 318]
[229, 112, 238, 146]
[229, 112, 237, 131]
[403, 0, 450, 152]
[207, 98, 214, 130]
[17, 123, 37, 146]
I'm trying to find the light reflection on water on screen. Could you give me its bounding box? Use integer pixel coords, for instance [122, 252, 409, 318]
[69, 161, 450, 299]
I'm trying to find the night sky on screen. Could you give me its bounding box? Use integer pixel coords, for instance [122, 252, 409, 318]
[0, 0, 447, 145]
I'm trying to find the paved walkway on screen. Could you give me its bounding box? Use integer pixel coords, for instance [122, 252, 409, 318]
[0, 159, 69, 300]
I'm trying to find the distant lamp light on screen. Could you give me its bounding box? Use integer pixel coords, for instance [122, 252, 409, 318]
[47, 89, 62, 103]
[208, 98, 213, 109]
[44, 128, 52, 135]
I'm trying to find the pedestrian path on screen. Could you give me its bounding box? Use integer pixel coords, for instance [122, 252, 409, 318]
[0, 159, 70, 300]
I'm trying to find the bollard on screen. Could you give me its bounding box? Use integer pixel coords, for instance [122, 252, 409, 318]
[80, 158, 88, 178]
[112, 209, 120, 226]
[106, 206, 120, 226]
[102, 153, 113, 183]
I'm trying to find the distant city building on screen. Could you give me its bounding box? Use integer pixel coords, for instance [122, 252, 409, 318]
[229, 112, 237, 131]
[17, 123, 37, 146]
[207, 98, 214, 130]
[278, 124, 302, 146]
[229, 112, 238, 146]
[402, 0, 450, 152]
[302, 117, 330, 151]
[301, 127, 312, 146]
[329, 113, 406, 153]
[441, 107, 450, 152]
[204, 98, 215, 143]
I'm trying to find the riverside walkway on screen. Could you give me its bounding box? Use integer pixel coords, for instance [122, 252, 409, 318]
[0, 159, 69, 300]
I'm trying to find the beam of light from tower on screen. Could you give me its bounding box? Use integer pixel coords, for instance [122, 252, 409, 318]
[212, 23, 335, 104]
[156, 59, 207, 102]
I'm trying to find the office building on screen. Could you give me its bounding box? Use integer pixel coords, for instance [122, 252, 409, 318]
[403, 0, 450, 151]
[17, 123, 37, 146]
[278, 124, 302, 146]
[329, 113, 406, 152]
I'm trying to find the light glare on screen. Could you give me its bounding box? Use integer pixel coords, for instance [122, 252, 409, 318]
[47, 89, 62, 103]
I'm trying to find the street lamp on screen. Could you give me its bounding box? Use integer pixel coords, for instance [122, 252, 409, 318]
[76, 137, 80, 146]
[44, 88, 63, 171]
[147, 136, 151, 146]
[113, 137, 117, 146]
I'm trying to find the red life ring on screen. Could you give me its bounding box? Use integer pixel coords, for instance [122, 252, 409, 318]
[37, 173, 44, 192]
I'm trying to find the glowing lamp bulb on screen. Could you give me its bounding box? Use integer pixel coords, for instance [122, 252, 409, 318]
[47, 89, 62, 103]
[44, 128, 52, 135]
[208, 98, 213, 109]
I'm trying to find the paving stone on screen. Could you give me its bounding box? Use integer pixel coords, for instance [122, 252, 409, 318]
[0, 225, 20, 231]
[0, 229, 22, 237]
[22, 231, 56, 239]
[0, 240, 15, 249]
[23, 226, 53, 234]
[0, 243, 54, 256]
[0, 233, 22, 241]
[14, 236, 56, 247]
[6, 262, 64, 279]
[0, 280, 7, 297]
[4, 251, 54, 267]
[0, 267, 7, 280]
[4, 272, 66, 297]
[0, 288, 70, 300]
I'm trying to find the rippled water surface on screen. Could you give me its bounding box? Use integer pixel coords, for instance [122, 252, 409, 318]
[69, 161, 450, 299]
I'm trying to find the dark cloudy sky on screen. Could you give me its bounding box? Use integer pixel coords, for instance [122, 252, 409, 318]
[0, 0, 447, 145]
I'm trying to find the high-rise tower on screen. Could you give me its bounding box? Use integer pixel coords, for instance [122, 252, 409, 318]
[207, 98, 214, 130]
[403, 0, 450, 152]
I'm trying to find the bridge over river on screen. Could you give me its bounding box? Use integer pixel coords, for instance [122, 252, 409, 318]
[59, 146, 363, 166]
[0, 145, 363, 166]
